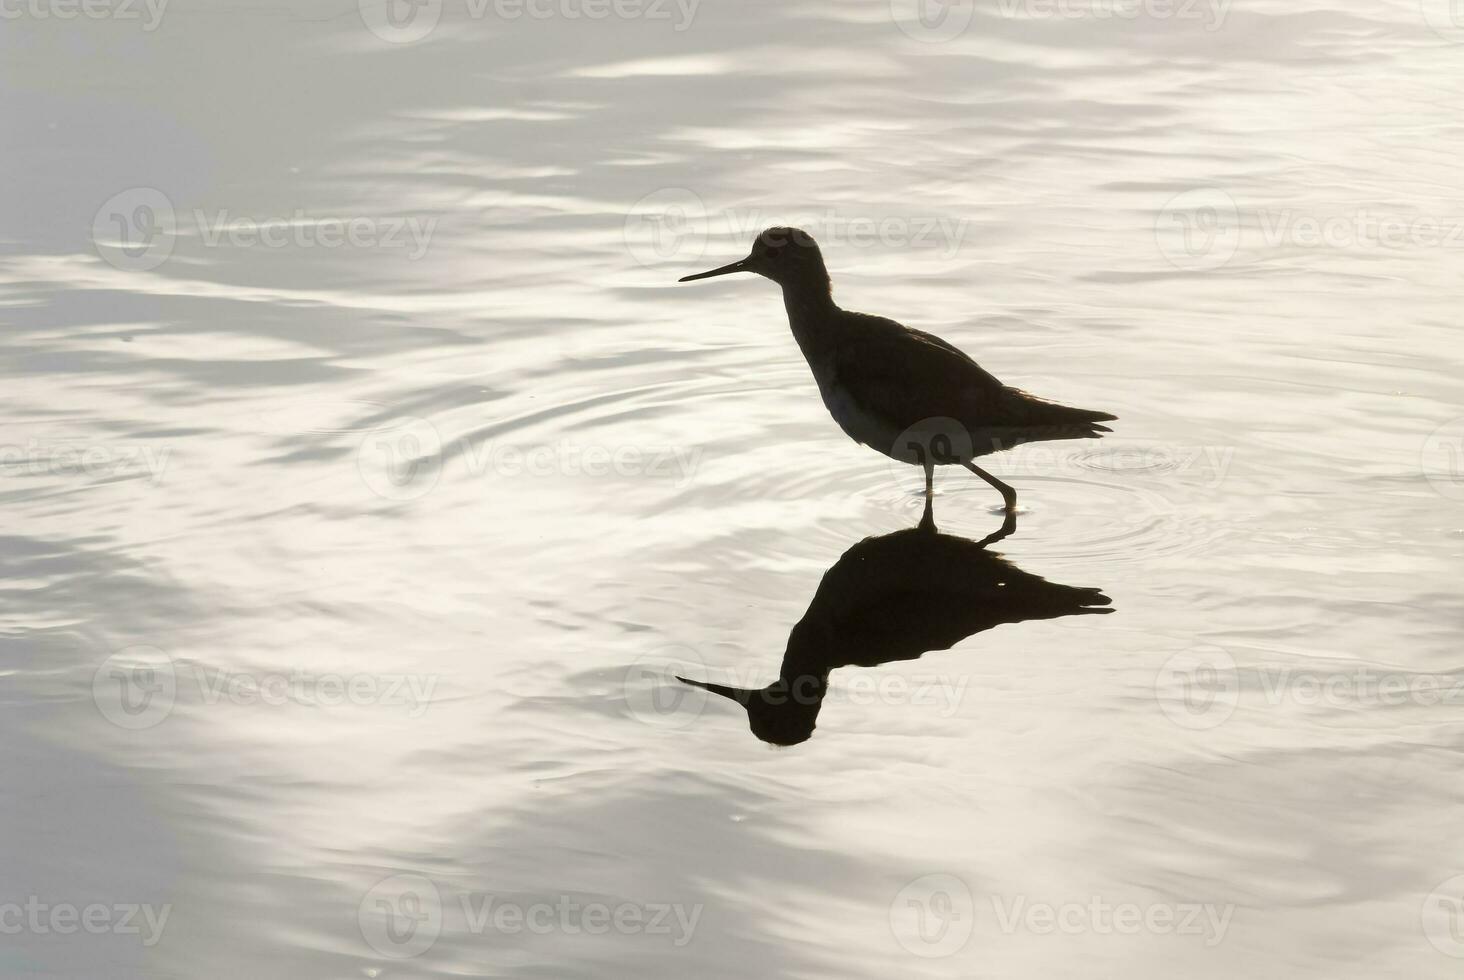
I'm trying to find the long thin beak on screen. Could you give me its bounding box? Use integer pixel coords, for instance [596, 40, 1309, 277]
[676, 675, 754, 705]
[678, 258, 751, 282]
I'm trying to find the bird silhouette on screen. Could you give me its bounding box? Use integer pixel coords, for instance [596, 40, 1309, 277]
[676, 519, 1113, 745]
[680, 227, 1117, 535]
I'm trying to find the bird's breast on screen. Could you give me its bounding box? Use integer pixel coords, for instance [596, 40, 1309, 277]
[808, 360, 903, 459]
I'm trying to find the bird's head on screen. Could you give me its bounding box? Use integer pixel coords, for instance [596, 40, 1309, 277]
[679, 226, 830, 293]
[676, 673, 825, 746]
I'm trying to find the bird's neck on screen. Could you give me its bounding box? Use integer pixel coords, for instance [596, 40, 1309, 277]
[780, 619, 836, 686]
[780, 280, 839, 356]
[770, 670, 830, 706]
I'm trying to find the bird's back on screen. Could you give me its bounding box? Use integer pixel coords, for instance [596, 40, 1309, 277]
[824, 310, 1114, 440]
[788, 527, 1112, 672]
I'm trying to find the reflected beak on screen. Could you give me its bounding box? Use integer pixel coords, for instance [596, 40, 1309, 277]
[678, 257, 752, 282]
[676, 675, 754, 705]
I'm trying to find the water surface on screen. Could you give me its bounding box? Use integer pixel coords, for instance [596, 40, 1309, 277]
[3, 0, 1464, 976]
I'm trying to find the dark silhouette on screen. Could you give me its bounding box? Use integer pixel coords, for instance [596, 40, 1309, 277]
[679, 227, 1117, 536]
[678, 510, 1112, 745]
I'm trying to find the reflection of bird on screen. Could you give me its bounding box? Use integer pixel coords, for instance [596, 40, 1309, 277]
[680, 227, 1116, 535]
[677, 522, 1112, 745]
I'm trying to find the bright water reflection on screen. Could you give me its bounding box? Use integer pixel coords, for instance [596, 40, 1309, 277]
[3, 0, 1464, 976]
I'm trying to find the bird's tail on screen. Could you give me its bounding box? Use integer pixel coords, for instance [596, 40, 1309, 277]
[1071, 586, 1114, 612]
[1004, 387, 1117, 435]
[1064, 406, 1117, 433]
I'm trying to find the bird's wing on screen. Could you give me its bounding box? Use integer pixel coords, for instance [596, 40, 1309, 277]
[830, 316, 1012, 427]
[834, 315, 1116, 431]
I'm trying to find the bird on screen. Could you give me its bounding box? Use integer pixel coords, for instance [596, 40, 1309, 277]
[679, 227, 1117, 534]
[676, 520, 1113, 745]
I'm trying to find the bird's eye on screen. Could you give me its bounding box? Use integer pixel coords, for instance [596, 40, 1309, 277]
[764, 245, 783, 260]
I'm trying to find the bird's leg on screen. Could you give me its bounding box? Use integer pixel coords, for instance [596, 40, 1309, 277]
[964, 461, 1016, 512]
[917, 449, 936, 533]
[964, 461, 1016, 544]
[975, 521, 1013, 549]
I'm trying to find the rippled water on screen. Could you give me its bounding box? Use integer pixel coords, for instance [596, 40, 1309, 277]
[4, 0, 1464, 976]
